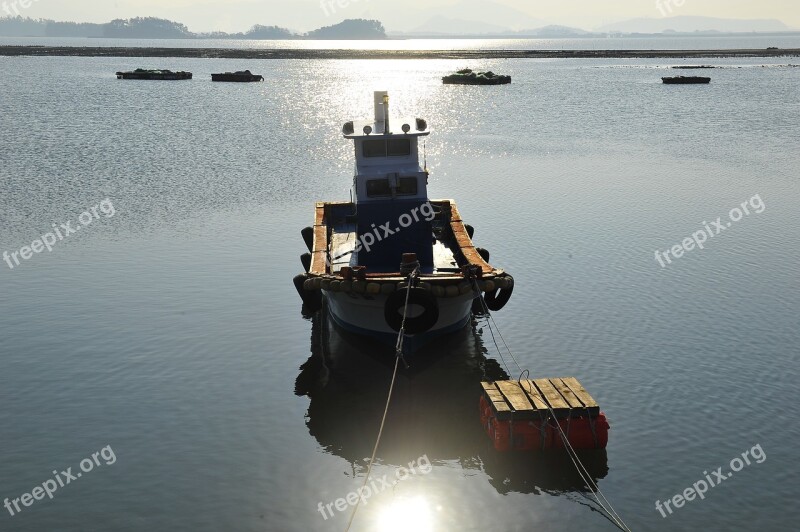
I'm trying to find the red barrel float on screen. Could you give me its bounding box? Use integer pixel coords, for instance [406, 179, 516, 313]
[480, 379, 610, 451]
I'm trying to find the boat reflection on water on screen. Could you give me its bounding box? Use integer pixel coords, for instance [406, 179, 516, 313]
[294, 303, 609, 496]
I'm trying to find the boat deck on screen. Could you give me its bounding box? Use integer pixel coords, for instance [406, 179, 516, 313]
[329, 225, 460, 274]
[311, 199, 501, 281]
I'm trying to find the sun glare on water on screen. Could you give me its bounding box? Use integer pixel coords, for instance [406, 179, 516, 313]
[375, 496, 435, 532]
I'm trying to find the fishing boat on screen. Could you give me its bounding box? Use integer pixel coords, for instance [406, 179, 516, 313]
[662, 76, 711, 84]
[116, 69, 192, 80]
[293, 91, 514, 353]
[443, 69, 511, 85]
[211, 70, 264, 82]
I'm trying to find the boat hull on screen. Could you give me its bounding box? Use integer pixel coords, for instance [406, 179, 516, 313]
[116, 71, 192, 80]
[442, 75, 511, 85]
[211, 74, 264, 82]
[324, 289, 474, 351]
[662, 76, 711, 84]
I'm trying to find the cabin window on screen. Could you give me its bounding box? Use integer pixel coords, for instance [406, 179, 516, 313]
[387, 139, 412, 157]
[397, 177, 418, 195]
[366, 177, 417, 197]
[366, 179, 391, 197]
[362, 139, 412, 158]
[363, 140, 387, 158]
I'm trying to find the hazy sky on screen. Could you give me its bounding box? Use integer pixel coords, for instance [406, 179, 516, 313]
[11, 0, 800, 32]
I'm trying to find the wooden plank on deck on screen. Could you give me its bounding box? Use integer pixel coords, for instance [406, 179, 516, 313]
[481, 382, 511, 415]
[518, 380, 549, 410]
[551, 378, 584, 409]
[460, 246, 493, 274]
[314, 203, 325, 226]
[313, 225, 327, 253]
[533, 378, 571, 412]
[560, 377, 600, 416]
[446, 200, 461, 222]
[310, 251, 328, 274]
[494, 380, 534, 413]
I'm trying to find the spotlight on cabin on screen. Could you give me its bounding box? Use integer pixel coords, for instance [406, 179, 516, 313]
[363, 125, 373, 135]
[342, 121, 354, 135]
[402, 123, 411, 133]
[415, 118, 427, 131]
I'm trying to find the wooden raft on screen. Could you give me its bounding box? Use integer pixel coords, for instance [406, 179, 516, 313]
[481, 378, 600, 421]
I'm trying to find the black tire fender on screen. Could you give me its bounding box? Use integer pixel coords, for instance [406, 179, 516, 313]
[484, 276, 513, 311]
[384, 287, 439, 334]
[301, 226, 314, 252]
[294, 274, 322, 312]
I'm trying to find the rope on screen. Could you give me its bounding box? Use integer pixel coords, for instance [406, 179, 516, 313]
[470, 277, 633, 532]
[344, 268, 418, 532]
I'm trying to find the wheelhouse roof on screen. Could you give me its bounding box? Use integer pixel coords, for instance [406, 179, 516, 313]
[343, 119, 430, 139]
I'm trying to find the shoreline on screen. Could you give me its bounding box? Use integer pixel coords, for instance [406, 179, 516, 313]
[1, 46, 799, 60]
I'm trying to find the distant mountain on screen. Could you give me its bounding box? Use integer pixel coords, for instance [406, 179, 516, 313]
[103, 17, 192, 39]
[0, 18, 100, 37]
[598, 16, 793, 34]
[0, 16, 385, 40]
[305, 19, 386, 40]
[2, 13, 794, 41]
[199, 25, 294, 40]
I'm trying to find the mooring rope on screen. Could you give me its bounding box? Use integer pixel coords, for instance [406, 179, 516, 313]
[344, 268, 418, 532]
[470, 277, 633, 532]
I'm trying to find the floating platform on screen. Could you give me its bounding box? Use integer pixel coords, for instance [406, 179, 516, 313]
[480, 378, 609, 451]
[116, 69, 192, 80]
[662, 76, 711, 84]
[211, 70, 263, 82]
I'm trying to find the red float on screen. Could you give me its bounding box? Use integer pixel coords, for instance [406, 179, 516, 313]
[479, 386, 610, 452]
